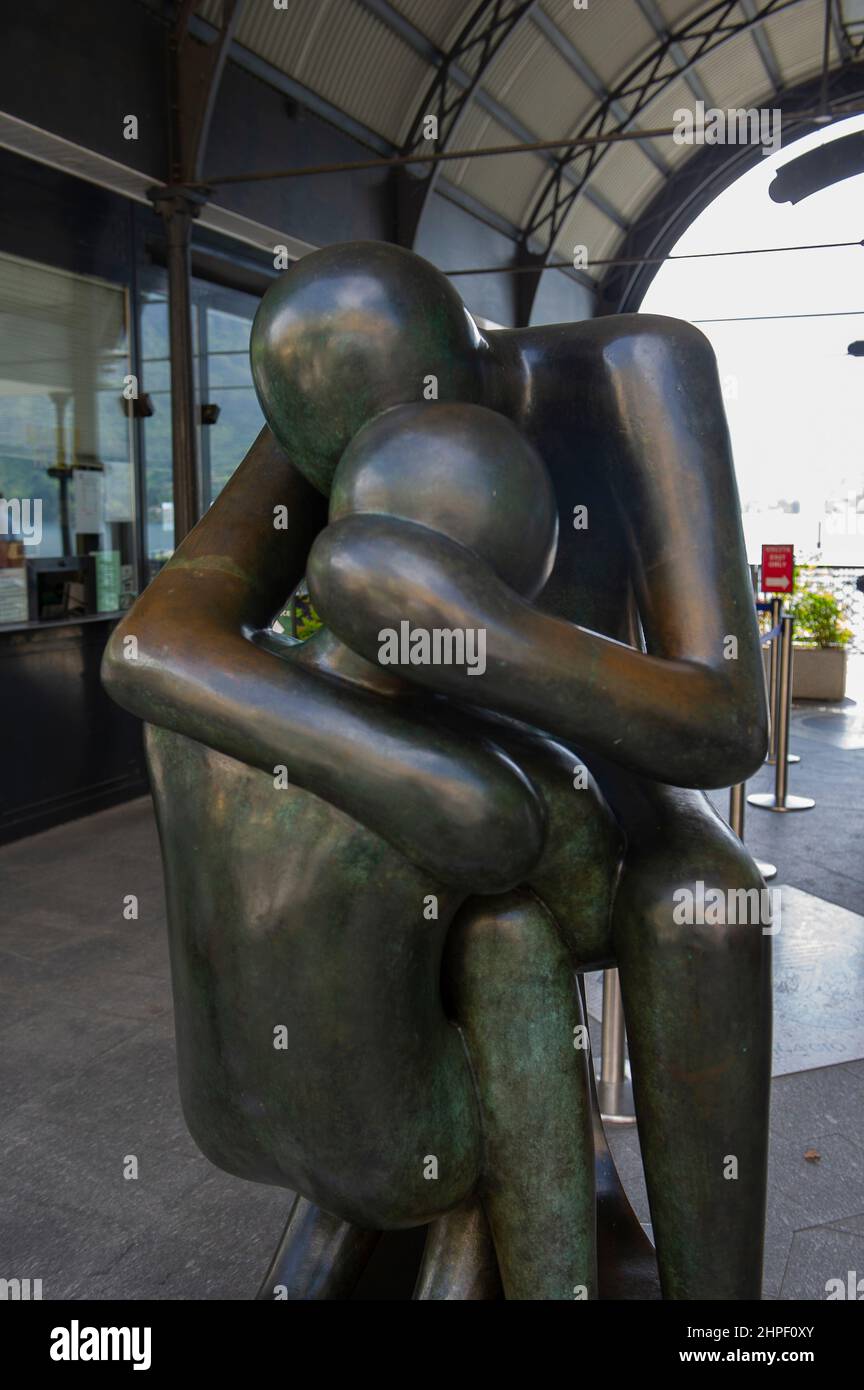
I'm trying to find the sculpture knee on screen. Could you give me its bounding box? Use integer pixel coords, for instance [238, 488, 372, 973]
[445, 889, 572, 1013]
[613, 832, 772, 967]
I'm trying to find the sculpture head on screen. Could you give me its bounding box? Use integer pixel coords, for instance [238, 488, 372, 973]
[329, 402, 558, 599]
[251, 241, 485, 496]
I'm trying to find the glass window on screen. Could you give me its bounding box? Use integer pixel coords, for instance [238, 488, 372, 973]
[138, 287, 179, 579]
[201, 302, 265, 506]
[0, 252, 136, 626]
[137, 276, 264, 580]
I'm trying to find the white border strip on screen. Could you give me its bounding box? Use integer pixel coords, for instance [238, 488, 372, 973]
[0, 111, 317, 262]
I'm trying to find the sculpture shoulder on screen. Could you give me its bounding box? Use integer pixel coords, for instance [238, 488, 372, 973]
[497, 312, 713, 362]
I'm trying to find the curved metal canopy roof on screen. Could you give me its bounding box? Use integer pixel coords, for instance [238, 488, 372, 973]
[197, 0, 864, 289]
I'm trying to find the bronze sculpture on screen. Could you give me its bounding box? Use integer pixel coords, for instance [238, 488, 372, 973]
[103, 241, 771, 1300]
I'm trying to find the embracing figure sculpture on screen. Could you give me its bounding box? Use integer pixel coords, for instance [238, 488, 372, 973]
[103, 241, 771, 1301]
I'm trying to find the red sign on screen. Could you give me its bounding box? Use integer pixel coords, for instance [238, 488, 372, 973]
[761, 543, 794, 593]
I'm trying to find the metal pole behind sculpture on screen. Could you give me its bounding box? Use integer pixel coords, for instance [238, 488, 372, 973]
[729, 783, 776, 879]
[765, 597, 799, 767]
[597, 970, 635, 1125]
[765, 597, 781, 763]
[750, 615, 815, 813]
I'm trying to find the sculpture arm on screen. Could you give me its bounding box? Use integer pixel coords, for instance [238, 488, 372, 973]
[307, 320, 767, 790]
[102, 428, 543, 891]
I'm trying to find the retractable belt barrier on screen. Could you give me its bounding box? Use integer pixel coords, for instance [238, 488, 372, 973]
[749, 611, 815, 814]
[728, 598, 815, 881]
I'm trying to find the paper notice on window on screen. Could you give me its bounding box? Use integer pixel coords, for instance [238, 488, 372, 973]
[74, 469, 103, 535]
[92, 549, 121, 613]
[0, 567, 28, 624]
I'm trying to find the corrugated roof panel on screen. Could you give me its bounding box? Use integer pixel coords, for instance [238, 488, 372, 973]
[656, 0, 710, 29]
[482, 17, 551, 97]
[196, 0, 846, 274]
[233, 0, 330, 75]
[695, 31, 774, 112]
[444, 101, 498, 188]
[457, 117, 551, 222]
[296, 3, 432, 143]
[200, 0, 434, 144]
[484, 28, 594, 137]
[389, 0, 477, 50]
[635, 72, 700, 128]
[653, 50, 689, 81]
[659, 128, 698, 169]
[391, 74, 466, 149]
[761, 4, 835, 87]
[553, 196, 620, 264]
[588, 139, 665, 221]
[540, 0, 656, 87]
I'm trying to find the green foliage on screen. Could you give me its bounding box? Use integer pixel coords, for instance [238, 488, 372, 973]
[295, 604, 323, 642]
[791, 589, 852, 649]
[276, 582, 322, 642]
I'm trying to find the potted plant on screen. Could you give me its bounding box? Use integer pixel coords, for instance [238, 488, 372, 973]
[788, 588, 852, 700]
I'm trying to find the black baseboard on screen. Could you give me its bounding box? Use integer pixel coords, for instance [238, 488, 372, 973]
[0, 773, 149, 846]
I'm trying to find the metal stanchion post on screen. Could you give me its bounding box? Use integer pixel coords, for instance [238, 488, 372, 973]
[729, 784, 776, 880]
[765, 597, 799, 766]
[596, 968, 635, 1125]
[765, 597, 781, 762]
[749, 615, 815, 813]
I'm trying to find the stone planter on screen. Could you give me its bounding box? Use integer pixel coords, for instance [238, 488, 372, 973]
[791, 645, 848, 701]
[763, 644, 848, 701]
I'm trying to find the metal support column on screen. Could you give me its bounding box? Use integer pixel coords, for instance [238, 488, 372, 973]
[597, 969, 635, 1125]
[765, 597, 799, 766]
[148, 189, 204, 545]
[729, 783, 776, 880]
[146, 1, 245, 546]
[750, 616, 815, 813]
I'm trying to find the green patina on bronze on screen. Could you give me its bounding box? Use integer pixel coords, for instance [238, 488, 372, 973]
[103, 241, 770, 1300]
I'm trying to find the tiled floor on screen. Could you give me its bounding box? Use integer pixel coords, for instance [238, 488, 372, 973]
[1, 661, 862, 1300]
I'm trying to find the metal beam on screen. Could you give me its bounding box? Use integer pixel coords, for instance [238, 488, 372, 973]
[156, 0, 246, 544]
[389, 0, 542, 245]
[530, 6, 670, 176]
[634, 0, 714, 106]
[739, 0, 784, 92]
[191, 2, 559, 277]
[600, 60, 864, 315]
[356, 0, 441, 64]
[435, 179, 596, 292]
[171, 0, 245, 184]
[517, 0, 811, 327]
[357, 0, 627, 246]
[838, 0, 864, 57]
[188, 9, 392, 155]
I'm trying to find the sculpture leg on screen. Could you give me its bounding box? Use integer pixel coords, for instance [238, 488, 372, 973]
[256, 1195, 380, 1300]
[413, 1194, 502, 1300]
[445, 889, 597, 1301]
[611, 787, 772, 1300]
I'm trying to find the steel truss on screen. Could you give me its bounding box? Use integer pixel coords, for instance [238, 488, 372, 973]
[520, 0, 812, 262]
[395, 0, 540, 240]
[401, 0, 539, 160]
[838, 0, 864, 56]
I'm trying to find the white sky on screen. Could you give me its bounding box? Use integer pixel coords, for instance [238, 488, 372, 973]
[641, 112, 864, 565]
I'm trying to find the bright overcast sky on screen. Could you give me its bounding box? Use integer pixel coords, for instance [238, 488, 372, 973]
[641, 112, 864, 566]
